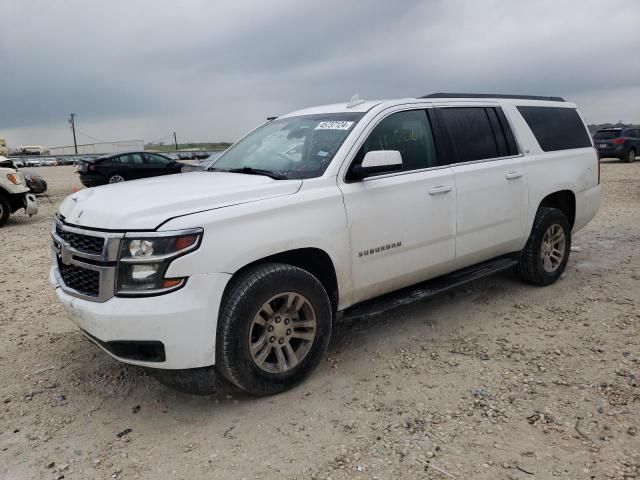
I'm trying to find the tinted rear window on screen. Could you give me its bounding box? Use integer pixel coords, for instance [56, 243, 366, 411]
[517, 106, 591, 151]
[593, 130, 622, 140]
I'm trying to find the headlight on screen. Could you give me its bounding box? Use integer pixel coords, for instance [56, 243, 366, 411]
[116, 229, 202, 296]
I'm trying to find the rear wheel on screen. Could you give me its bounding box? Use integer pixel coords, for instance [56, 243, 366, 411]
[108, 174, 125, 183]
[0, 195, 10, 227]
[216, 263, 332, 395]
[516, 207, 571, 286]
[626, 148, 636, 163]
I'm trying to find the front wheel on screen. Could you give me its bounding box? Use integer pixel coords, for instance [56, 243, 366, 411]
[516, 207, 571, 286]
[216, 263, 333, 396]
[626, 148, 636, 163]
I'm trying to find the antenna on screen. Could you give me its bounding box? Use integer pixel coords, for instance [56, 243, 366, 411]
[347, 94, 366, 108]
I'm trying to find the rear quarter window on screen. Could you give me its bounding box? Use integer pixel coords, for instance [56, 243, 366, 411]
[517, 106, 592, 151]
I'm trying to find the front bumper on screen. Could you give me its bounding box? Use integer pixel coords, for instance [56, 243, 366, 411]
[50, 268, 231, 369]
[24, 193, 38, 215]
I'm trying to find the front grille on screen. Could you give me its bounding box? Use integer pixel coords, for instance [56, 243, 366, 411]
[56, 224, 104, 255]
[57, 258, 100, 297]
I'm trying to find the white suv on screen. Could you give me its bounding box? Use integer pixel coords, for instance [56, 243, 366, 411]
[50, 94, 601, 395]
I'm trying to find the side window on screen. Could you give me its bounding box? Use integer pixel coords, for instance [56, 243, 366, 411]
[517, 106, 591, 151]
[120, 153, 144, 165]
[354, 110, 437, 172]
[439, 107, 499, 162]
[144, 153, 170, 165]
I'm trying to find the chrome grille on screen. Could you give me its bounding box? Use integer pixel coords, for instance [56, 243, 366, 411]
[51, 217, 124, 302]
[55, 224, 104, 255]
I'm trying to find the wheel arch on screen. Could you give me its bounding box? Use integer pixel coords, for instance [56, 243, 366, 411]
[225, 248, 340, 314]
[538, 190, 576, 229]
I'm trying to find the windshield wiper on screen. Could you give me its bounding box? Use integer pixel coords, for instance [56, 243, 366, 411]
[212, 167, 287, 180]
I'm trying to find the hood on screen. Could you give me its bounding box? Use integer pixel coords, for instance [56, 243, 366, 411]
[59, 171, 302, 230]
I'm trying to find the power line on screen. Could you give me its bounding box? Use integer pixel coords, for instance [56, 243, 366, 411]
[75, 129, 108, 144]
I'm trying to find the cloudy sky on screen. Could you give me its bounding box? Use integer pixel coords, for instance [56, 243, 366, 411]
[1, 0, 639, 148]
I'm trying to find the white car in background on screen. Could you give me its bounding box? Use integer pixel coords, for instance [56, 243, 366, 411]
[0, 156, 38, 226]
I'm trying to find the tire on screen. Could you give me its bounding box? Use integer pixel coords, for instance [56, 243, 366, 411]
[108, 174, 125, 183]
[0, 195, 10, 227]
[516, 207, 571, 286]
[216, 263, 332, 396]
[626, 148, 636, 163]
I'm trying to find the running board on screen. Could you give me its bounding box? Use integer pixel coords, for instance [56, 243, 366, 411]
[341, 254, 519, 321]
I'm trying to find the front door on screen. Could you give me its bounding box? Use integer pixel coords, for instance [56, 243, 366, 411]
[339, 108, 457, 305]
[143, 153, 174, 177]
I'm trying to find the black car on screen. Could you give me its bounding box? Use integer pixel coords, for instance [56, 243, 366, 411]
[593, 127, 639, 163]
[78, 152, 185, 187]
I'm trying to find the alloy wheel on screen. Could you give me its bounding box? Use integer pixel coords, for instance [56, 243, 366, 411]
[109, 175, 125, 183]
[540, 224, 566, 273]
[248, 292, 317, 373]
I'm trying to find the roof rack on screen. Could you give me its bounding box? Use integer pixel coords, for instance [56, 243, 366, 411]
[420, 93, 565, 102]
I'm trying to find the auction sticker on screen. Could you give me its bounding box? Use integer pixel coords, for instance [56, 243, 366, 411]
[315, 121, 354, 130]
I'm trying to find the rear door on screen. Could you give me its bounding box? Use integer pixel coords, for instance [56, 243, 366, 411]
[436, 105, 528, 267]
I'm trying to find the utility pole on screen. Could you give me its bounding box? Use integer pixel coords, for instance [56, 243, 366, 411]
[69, 113, 78, 154]
[173, 131, 178, 151]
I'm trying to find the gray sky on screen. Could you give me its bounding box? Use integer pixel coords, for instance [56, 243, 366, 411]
[1, 0, 639, 148]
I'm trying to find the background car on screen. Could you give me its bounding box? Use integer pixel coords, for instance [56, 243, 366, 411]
[78, 151, 186, 187]
[56, 157, 76, 166]
[593, 127, 639, 162]
[180, 151, 224, 172]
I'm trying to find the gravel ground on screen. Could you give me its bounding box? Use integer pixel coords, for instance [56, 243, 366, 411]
[1, 162, 638, 480]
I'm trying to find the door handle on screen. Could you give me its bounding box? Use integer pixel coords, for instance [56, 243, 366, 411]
[428, 185, 453, 195]
[505, 171, 523, 180]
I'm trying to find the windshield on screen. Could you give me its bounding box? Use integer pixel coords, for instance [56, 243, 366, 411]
[594, 130, 621, 140]
[210, 113, 364, 179]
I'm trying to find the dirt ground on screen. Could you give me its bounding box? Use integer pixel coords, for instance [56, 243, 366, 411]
[1, 162, 638, 480]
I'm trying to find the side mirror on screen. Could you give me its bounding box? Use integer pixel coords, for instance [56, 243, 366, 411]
[349, 150, 402, 180]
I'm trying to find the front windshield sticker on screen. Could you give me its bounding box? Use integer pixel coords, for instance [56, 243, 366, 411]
[315, 121, 354, 130]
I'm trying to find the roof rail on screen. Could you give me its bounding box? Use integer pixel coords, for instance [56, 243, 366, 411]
[420, 93, 565, 102]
